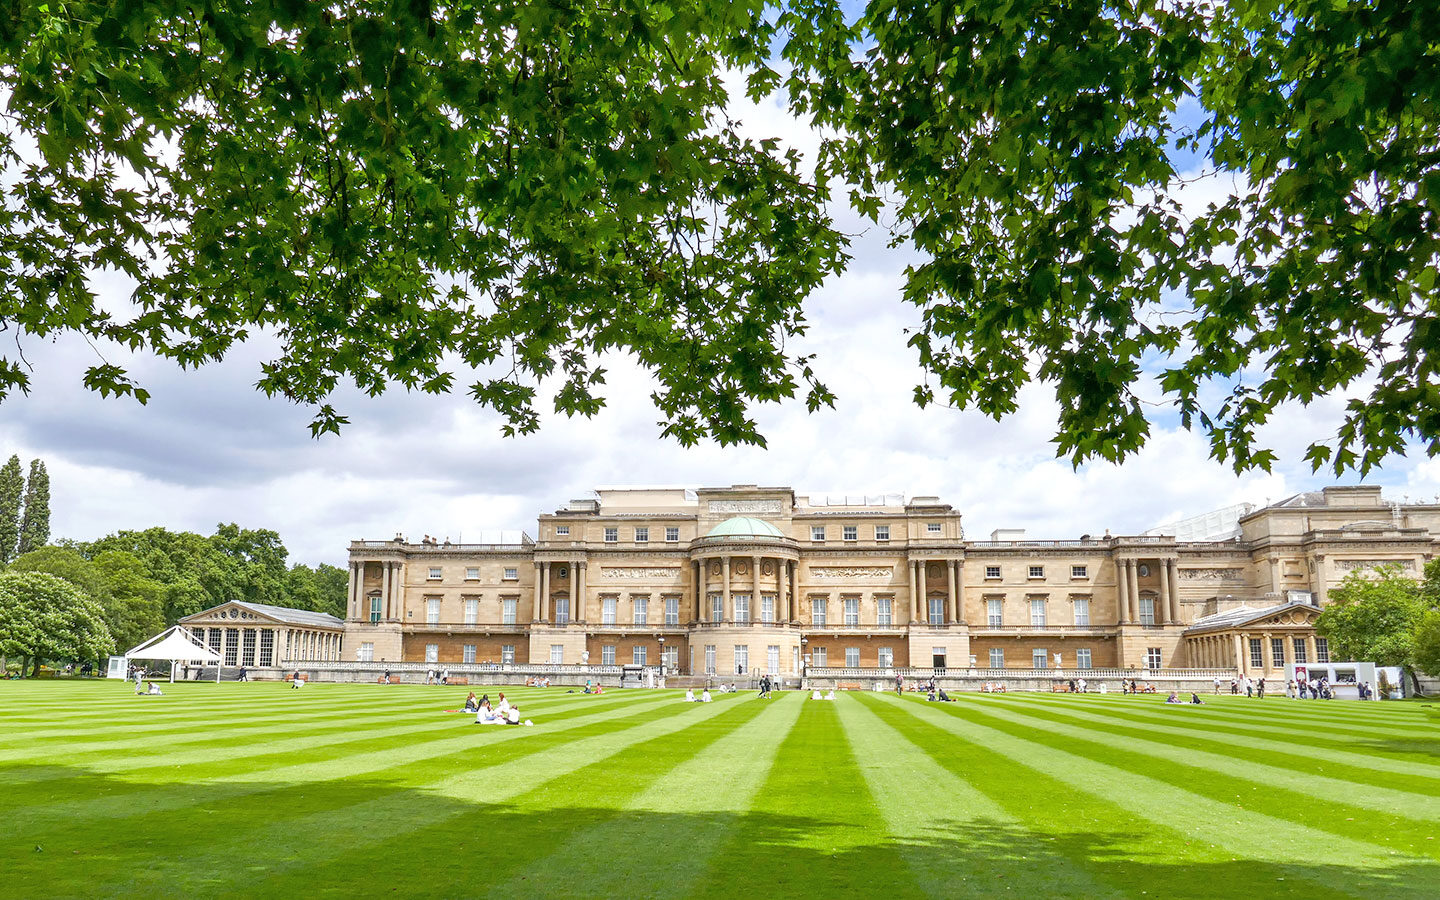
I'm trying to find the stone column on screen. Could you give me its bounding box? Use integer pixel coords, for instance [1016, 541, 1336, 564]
[1128, 560, 1140, 624]
[540, 562, 551, 623]
[779, 559, 789, 623]
[752, 554, 761, 623]
[722, 557, 731, 623]
[381, 563, 392, 620]
[956, 561, 968, 625]
[1233, 633, 1245, 673]
[1306, 634, 1317, 664]
[349, 563, 360, 619]
[567, 558, 578, 622]
[1158, 560, 1172, 625]
[1268, 557, 1282, 594]
[1261, 631, 1273, 673]
[532, 562, 543, 621]
[946, 560, 957, 625]
[693, 560, 703, 623]
[392, 563, 404, 622]
[1115, 558, 1129, 624]
[908, 560, 919, 624]
[1168, 559, 1181, 623]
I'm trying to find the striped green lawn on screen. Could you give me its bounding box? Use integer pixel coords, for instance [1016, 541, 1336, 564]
[2, 683, 1438, 898]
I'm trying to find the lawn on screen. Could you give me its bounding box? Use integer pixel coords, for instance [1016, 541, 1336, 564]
[2, 682, 1438, 899]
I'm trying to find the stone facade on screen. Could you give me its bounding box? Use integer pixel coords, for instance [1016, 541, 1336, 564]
[341, 484, 1440, 677]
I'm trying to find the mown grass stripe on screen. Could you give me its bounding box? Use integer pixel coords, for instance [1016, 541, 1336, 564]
[879, 695, 1440, 897]
[972, 694, 1440, 796]
[836, 695, 1128, 899]
[43, 695, 760, 897]
[972, 693, 1440, 779]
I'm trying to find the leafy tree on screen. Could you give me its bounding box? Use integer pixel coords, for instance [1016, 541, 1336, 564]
[1415, 610, 1440, 679]
[0, 571, 112, 676]
[0, 455, 20, 564]
[1317, 565, 1427, 692]
[7, 546, 109, 604]
[82, 528, 244, 621]
[210, 524, 290, 606]
[1, 2, 1435, 471]
[17, 459, 49, 556]
[285, 563, 350, 619]
[90, 550, 166, 654]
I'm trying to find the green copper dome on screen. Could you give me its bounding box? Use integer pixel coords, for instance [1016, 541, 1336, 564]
[704, 516, 785, 539]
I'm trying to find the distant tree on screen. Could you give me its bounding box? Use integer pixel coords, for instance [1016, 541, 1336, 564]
[90, 550, 166, 654]
[0, 455, 20, 564]
[16, 459, 50, 556]
[82, 528, 244, 620]
[1415, 610, 1440, 680]
[209, 524, 290, 606]
[1317, 565, 1427, 693]
[0, 571, 112, 676]
[286, 563, 349, 619]
[7, 546, 109, 604]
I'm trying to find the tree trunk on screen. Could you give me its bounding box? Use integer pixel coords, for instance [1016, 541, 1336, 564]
[30, 656, 41, 677]
[1407, 667, 1424, 696]
[20, 654, 30, 677]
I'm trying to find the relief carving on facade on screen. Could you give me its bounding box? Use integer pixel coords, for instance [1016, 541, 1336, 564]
[809, 566, 894, 579]
[1335, 559, 1415, 572]
[600, 567, 682, 580]
[1178, 568, 1244, 580]
[709, 500, 783, 514]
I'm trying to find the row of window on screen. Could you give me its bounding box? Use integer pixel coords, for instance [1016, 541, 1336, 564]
[425, 566, 520, 582]
[1247, 637, 1331, 668]
[978, 648, 1097, 669]
[985, 564, 1089, 580]
[985, 597, 1092, 627]
[416, 562, 1092, 583]
[583, 523, 948, 543]
[597, 526, 683, 543]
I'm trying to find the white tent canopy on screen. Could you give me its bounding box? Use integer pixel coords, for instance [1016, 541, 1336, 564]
[125, 626, 223, 683]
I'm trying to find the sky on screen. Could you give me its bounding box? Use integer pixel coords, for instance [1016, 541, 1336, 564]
[4, 74, 1440, 568]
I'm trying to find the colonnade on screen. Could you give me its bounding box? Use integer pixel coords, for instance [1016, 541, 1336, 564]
[350, 560, 404, 622]
[692, 555, 797, 623]
[532, 559, 586, 623]
[1189, 631, 1319, 673]
[1115, 557, 1181, 624]
[907, 558, 965, 624]
[191, 625, 343, 667]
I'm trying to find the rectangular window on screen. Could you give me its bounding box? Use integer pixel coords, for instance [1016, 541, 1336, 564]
[555, 525, 570, 536]
[877, 597, 893, 626]
[358, 641, 374, 662]
[425, 643, 439, 663]
[760, 594, 775, 624]
[259, 630, 274, 666]
[503, 567, 518, 581]
[428, 567, 442, 580]
[1030, 598, 1047, 627]
[1029, 565, 1045, 579]
[878, 647, 894, 668]
[634, 527, 649, 543]
[554, 596, 570, 625]
[927, 523, 942, 534]
[1033, 648, 1048, 669]
[241, 630, 256, 667]
[602, 645, 616, 665]
[1076, 648, 1092, 669]
[501, 645, 515, 665]
[1315, 638, 1330, 663]
[875, 525, 890, 541]
[502, 597, 517, 625]
[369, 595, 382, 624]
[463, 644, 476, 664]
[1139, 596, 1156, 626]
[929, 596, 945, 624]
[603, 597, 617, 625]
[1292, 637, 1307, 664]
[734, 645, 748, 673]
[705, 644, 716, 674]
[663, 646, 679, 670]
[811, 598, 827, 626]
[633, 597, 648, 626]
[985, 565, 1001, 579]
[989, 647, 1004, 668]
[987, 598, 1003, 627]
[733, 594, 750, 625]
[465, 567, 480, 581]
[768, 645, 780, 674]
[1071, 565, 1087, 578]
[665, 596, 679, 626]
[811, 647, 827, 667]
[550, 644, 563, 664]
[1271, 637, 1285, 666]
[635, 646, 649, 666]
[604, 527, 618, 543]
[666, 527, 680, 542]
[846, 647, 860, 667]
[710, 594, 724, 623]
[843, 525, 858, 541]
[844, 597, 859, 626]
[464, 597, 478, 624]
[811, 525, 825, 542]
[1073, 598, 1090, 627]
[1249, 638, 1263, 669]
[427, 598, 441, 625]
[1146, 647, 1162, 670]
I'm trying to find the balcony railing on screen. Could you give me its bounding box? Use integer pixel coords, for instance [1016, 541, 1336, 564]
[978, 624, 1116, 633]
[807, 666, 1239, 679]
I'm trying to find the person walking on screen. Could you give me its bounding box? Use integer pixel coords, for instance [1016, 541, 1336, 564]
[895, 673, 904, 697]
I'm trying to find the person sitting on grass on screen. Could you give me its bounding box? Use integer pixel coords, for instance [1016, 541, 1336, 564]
[475, 699, 502, 724]
[936, 688, 955, 702]
[291, 673, 304, 689]
[463, 692, 479, 712]
[495, 693, 510, 718]
[584, 679, 595, 694]
[701, 689, 712, 702]
[506, 704, 531, 725]
[684, 689, 696, 702]
[1165, 691, 1181, 704]
[145, 681, 163, 695]
[1190, 693, 1204, 705]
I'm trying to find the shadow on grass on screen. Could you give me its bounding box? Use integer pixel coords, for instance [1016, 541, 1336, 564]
[3, 765, 1437, 899]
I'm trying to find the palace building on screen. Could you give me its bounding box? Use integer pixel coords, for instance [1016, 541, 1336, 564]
[340, 484, 1440, 678]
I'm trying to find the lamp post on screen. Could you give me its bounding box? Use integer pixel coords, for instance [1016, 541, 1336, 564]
[657, 636, 666, 675]
[800, 636, 809, 689]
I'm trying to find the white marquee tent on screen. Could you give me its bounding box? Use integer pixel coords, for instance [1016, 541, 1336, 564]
[125, 626, 224, 683]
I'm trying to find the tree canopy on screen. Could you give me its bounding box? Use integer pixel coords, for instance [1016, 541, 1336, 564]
[0, 570, 113, 674]
[2, 1, 1437, 470]
[1316, 561, 1439, 689]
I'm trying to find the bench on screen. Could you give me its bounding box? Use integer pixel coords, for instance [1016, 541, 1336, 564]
[447, 677, 468, 685]
[838, 681, 861, 692]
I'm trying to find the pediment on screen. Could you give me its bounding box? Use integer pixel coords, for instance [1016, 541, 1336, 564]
[179, 602, 285, 626]
[1253, 608, 1319, 629]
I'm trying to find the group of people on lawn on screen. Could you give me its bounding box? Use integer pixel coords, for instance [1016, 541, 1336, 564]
[463, 691, 530, 726]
